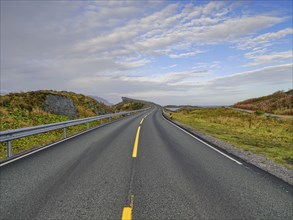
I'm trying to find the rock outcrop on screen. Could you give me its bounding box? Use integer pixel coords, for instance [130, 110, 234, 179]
[42, 94, 78, 117]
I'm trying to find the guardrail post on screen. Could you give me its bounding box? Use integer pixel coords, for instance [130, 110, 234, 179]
[63, 127, 67, 138]
[0, 109, 149, 158]
[87, 122, 89, 130]
[7, 140, 12, 158]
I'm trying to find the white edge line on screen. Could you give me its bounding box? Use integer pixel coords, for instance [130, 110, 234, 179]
[0, 118, 126, 167]
[162, 113, 243, 165]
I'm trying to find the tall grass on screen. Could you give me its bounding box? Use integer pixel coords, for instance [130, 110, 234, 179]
[0, 90, 145, 159]
[114, 101, 145, 111]
[233, 90, 293, 115]
[170, 107, 293, 169]
[0, 107, 113, 159]
[0, 90, 114, 118]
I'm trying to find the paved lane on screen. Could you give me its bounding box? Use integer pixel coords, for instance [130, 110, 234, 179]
[132, 107, 292, 219]
[0, 106, 292, 220]
[0, 111, 147, 219]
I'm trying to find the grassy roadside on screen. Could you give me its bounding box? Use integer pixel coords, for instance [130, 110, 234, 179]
[168, 107, 293, 169]
[0, 90, 146, 160]
[233, 89, 293, 115]
[0, 107, 120, 160]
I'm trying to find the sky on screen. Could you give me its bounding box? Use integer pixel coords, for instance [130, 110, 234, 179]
[1, 0, 292, 105]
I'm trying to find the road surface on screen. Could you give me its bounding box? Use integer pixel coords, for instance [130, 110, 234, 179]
[0, 106, 292, 219]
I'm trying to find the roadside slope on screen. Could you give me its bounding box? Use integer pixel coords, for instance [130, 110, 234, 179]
[163, 108, 293, 184]
[0, 110, 147, 219]
[233, 89, 293, 115]
[134, 107, 292, 219]
[1, 107, 292, 219]
[0, 90, 113, 159]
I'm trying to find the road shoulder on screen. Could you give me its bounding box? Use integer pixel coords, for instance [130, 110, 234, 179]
[162, 111, 293, 185]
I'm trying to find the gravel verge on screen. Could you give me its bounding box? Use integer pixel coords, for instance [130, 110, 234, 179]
[162, 111, 293, 185]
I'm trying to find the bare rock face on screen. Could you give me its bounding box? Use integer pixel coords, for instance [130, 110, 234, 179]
[42, 94, 78, 117]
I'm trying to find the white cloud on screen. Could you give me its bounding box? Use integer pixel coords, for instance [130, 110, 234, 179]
[192, 16, 284, 43]
[236, 28, 293, 50]
[118, 70, 208, 84]
[169, 64, 177, 68]
[169, 51, 204, 58]
[161, 64, 178, 69]
[208, 63, 292, 88]
[66, 63, 292, 105]
[1, 1, 291, 105]
[117, 59, 151, 69]
[192, 61, 221, 70]
[74, 3, 284, 63]
[245, 51, 293, 66]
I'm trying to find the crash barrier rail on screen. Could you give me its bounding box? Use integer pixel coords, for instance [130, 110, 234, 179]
[162, 108, 173, 119]
[0, 108, 150, 158]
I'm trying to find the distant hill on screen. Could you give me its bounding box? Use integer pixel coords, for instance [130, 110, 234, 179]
[233, 90, 293, 115]
[90, 95, 113, 106]
[165, 105, 202, 109]
[114, 97, 151, 111]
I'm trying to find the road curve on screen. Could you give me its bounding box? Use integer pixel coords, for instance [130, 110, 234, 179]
[0, 107, 292, 219]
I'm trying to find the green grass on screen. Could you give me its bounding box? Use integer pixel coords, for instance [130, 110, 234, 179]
[0, 90, 114, 118]
[233, 89, 293, 115]
[169, 107, 293, 169]
[0, 107, 116, 160]
[114, 101, 145, 111]
[0, 90, 144, 160]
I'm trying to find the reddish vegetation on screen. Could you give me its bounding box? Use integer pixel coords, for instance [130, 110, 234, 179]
[233, 90, 293, 115]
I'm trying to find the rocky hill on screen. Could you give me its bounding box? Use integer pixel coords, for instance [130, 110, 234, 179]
[0, 90, 113, 118]
[114, 97, 151, 111]
[0, 91, 151, 132]
[233, 90, 293, 115]
[0, 90, 115, 131]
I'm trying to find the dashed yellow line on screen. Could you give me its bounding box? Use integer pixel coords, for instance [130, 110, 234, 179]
[121, 194, 134, 220]
[121, 207, 132, 220]
[140, 118, 144, 125]
[134, 113, 150, 156]
[130, 194, 134, 208]
[122, 113, 150, 219]
[132, 126, 141, 158]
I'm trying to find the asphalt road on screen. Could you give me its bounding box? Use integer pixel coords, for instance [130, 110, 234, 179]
[0, 106, 292, 219]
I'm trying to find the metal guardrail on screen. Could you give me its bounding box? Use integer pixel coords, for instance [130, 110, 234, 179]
[162, 108, 172, 119]
[0, 108, 149, 158]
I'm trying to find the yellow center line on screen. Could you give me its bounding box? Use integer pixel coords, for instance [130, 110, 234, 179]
[130, 194, 134, 208]
[142, 113, 150, 120]
[140, 118, 144, 125]
[121, 207, 132, 220]
[121, 194, 134, 220]
[122, 113, 148, 219]
[132, 126, 141, 158]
